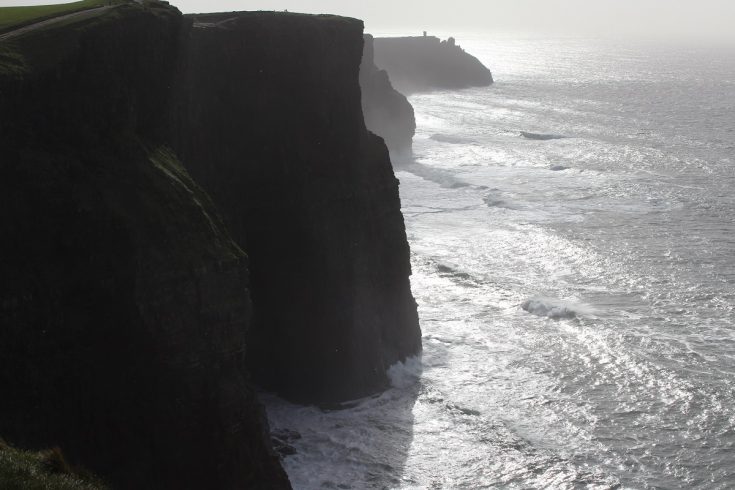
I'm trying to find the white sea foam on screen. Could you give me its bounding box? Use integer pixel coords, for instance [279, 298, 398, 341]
[521, 297, 590, 319]
[268, 36, 735, 489]
[387, 356, 423, 389]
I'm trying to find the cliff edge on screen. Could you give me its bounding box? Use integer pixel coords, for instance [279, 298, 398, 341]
[373, 35, 493, 93]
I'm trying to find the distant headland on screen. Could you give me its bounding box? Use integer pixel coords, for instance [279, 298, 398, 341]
[371, 34, 493, 93]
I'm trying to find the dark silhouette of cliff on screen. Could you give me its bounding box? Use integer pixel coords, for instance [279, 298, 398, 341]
[0, 3, 289, 488]
[0, 1, 421, 487]
[360, 34, 416, 157]
[174, 12, 422, 405]
[373, 35, 493, 93]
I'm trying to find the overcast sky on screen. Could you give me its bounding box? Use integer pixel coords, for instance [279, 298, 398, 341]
[3, 0, 735, 41]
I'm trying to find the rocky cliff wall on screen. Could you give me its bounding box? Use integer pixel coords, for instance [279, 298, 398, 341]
[373, 35, 493, 93]
[174, 12, 422, 404]
[360, 34, 416, 157]
[0, 3, 288, 488]
[0, 3, 424, 487]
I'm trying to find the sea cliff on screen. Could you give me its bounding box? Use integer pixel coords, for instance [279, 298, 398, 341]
[175, 12, 422, 404]
[360, 33, 416, 157]
[0, 3, 288, 488]
[0, 0, 420, 487]
[373, 35, 493, 93]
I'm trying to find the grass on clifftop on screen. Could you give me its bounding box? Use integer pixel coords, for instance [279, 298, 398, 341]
[0, 0, 110, 33]
[146, 146, 246, 263]
[0, 439, 106, 489]
[0, 43, 27, 76]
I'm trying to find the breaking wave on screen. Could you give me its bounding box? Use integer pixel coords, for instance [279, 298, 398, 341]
[387, 356, 423, 389]
[430, 133, 475, 144]
[521, 297, 586, 319]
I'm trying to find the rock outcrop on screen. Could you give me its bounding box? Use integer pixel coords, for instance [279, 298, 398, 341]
[360, 34, 416, 157]
[0, 3, 288, 489]
[0, 440, 105, 489]
[373, 35, 493, 93]
[174, 12, 422, 405]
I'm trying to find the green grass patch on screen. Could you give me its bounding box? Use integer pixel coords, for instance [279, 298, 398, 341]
[146, 146, 246, 262]
[0, 439, 107, 489]
[0, 0, 111, 34]
[0, 42, 28, 76]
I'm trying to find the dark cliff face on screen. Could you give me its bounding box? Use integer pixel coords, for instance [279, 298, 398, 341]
[360, 33, 416, 158]
[0, 4, 288, 489]
[174, 12, 422, 404]
[373, 35, 493, 94]
[0, 2, 424, 486]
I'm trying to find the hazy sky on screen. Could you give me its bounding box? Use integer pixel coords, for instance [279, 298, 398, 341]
[174, 0, 735, 40]
[3, 0, 735, 41]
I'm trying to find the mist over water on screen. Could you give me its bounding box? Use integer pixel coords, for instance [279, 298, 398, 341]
[266, 36, 735, 488]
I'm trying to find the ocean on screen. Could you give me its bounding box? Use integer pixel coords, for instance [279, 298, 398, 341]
[264, 35, 735, 489]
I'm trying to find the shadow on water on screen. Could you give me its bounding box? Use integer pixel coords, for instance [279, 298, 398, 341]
[391, 153, 486, 192]
[519, 131, 567, 140]
[261, 359, 422, 489]
[429, 133, 477, 145]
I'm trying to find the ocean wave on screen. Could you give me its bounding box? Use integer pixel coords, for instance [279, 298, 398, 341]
[430, 133, 475, 144]
[520, 131, 567, 141]
[434, 261, 483, 287]
[521, 297, 582, 319]
[387, 356, 423, 389]
[402, 161, 470, 189]
[484, 193, 516, 209]
[484, 197, 506, 207]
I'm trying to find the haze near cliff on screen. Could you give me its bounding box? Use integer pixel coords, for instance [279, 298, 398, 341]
[168, 0, 735, 42]
[5, 0, 733, 41]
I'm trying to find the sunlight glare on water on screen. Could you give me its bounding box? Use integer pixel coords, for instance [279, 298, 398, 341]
[266, 36, 735, 489]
